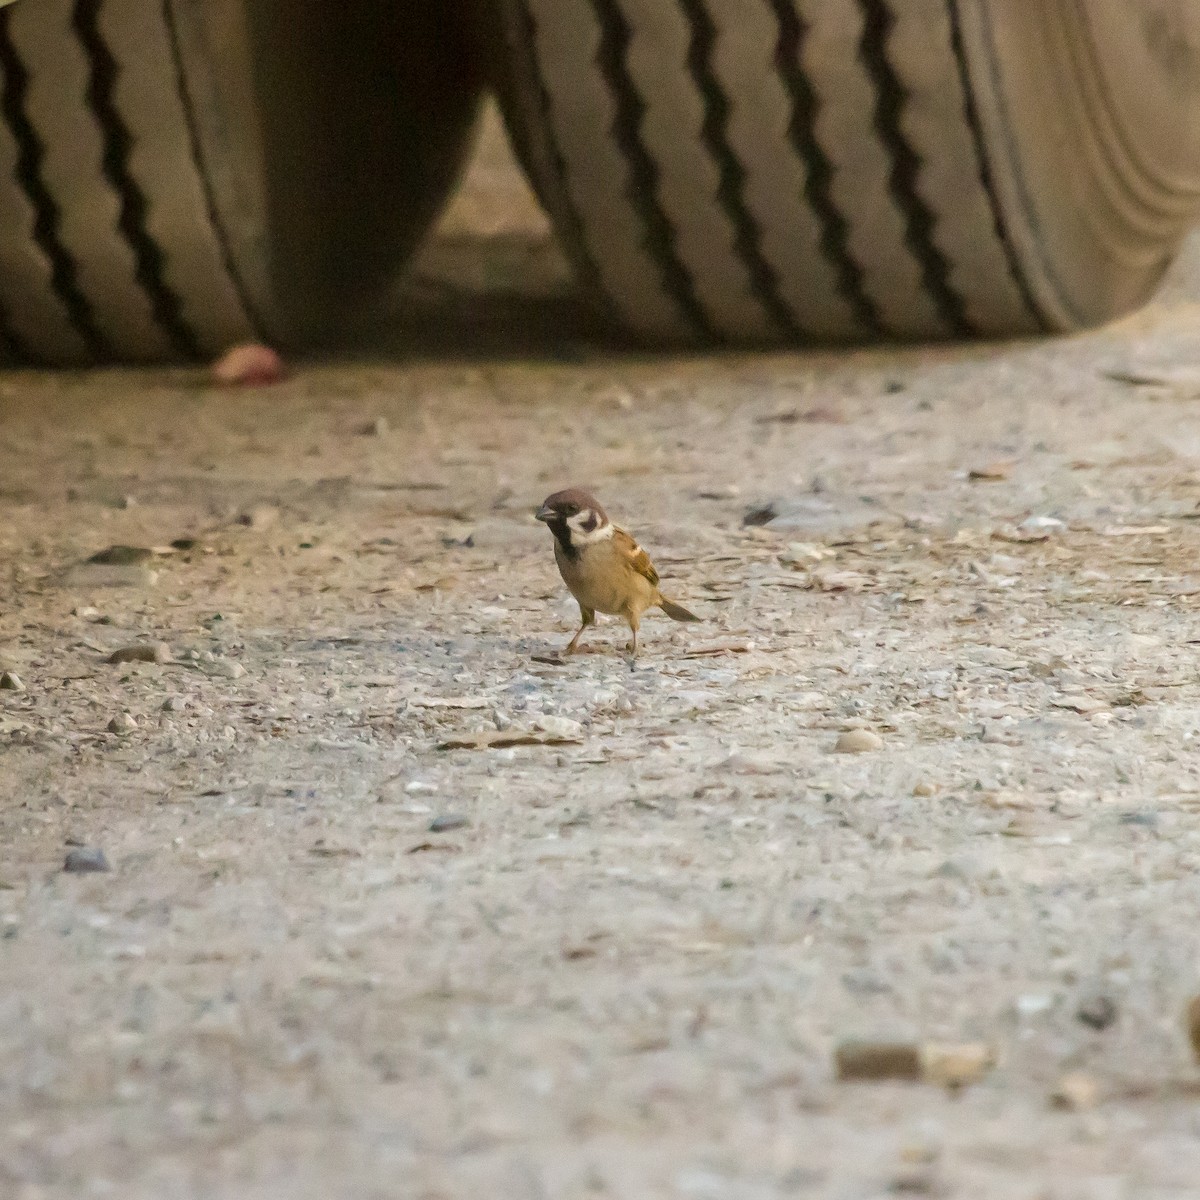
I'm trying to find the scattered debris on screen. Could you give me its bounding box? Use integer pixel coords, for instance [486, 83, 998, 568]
[1076, 994, 1118, 1031]
[834, 729, 883, 753]
[1052, 695, 1110, 716]
[992, 524, 1052, 544]
[834, 1041, 992, 1088]
[1051, 1071, 1101, 1111]
[106, 642, 170, 665]
[0, 671, 23, 691]
[428, 814, 469, 833]
[755, 406, 844, 425]
[779, 542, 836, 567]
[682, 639, 754, 658]
[920, 1043, 994, 1089]
[310, 842, 361, 858]
[1099, 524, 1170, 537]
[107, 713, 138, 734]
[1101, 365, 1200, 392]
[87, 545, 154, 565]
[238, 504, 280, 530]
[743, 503, 777, 527]
[968, 461, 1014, 481]
[1017, 515, 1065, 535]
[533, 715, 584, 739]
[64, 847, 111, 874]
[437, 727, 583, 750]
[1014, 993, 1055, 1019]
[811, 568, 870, 592]
[834, 1041, 921, 1081]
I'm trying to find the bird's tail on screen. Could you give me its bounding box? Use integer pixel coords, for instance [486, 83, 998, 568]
[659, 597, 701, 623]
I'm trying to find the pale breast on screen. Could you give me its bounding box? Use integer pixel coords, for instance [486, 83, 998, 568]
[555, 539, 657, 616]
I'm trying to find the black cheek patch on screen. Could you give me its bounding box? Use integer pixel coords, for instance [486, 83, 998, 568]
[548, 518, 579, 559]
[580, 512, 598, 533]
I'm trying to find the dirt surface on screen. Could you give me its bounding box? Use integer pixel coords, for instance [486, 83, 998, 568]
[7, 111, 1200, 1200]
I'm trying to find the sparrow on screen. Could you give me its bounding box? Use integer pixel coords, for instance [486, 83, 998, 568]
[535, 487, 700, 657]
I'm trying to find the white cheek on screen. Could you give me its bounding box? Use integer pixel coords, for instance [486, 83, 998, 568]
[567, 515, 613, 545]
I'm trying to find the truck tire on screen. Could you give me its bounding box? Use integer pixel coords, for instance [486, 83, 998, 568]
[0, 1, 481, 364]
[488, 0, 1200, 343]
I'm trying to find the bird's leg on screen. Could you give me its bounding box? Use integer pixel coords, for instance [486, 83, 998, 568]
[625, 613, 640, 659]
[564, 606, 594, 655]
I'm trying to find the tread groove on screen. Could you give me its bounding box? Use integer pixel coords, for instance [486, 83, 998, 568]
[0, 11, 110, 359]
[589, 0, 715, 340]
[509, 0, 622, 323]
[73, 0, 200, 359]
[857, 0, 972, 336]
[768, 0, 882, 336]
[945, 0, 1047, 331]
[678, 0, 799, 338]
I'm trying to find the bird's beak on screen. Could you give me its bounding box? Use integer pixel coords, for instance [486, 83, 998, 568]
[535, 504, 554, 523]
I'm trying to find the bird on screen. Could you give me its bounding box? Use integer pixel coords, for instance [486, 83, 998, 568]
[535, 487, 701, 658]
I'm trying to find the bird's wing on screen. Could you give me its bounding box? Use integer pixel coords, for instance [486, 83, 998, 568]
[613, 527, 659, 588]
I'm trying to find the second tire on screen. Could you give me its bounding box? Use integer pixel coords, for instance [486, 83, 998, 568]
[489, 0, 1200, 344]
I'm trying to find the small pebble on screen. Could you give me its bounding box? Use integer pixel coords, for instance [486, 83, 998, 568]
[912, 779, 938, 797]
[87, 544, 154, 565]
[920, 1043, 994, 1089]
[64, 847, 110, 873]
[237, 504, 279, 529]
[1117, 810, 1158, 828]
[107, 713, 138, 734]
[363, 416, 389, 436]
[107, 642, 170, 665]
[779, 541, 831, 566]
[834, 729, 883, 754]
[428, 814, 469, 833]
[834, 1041, 921, 1081]
[161, 696, 188, 712]
[1015, 993, 1055, 1019]
[1051, 1071, 1100, 1111]
[209, 661, 246, 679]
[1076, 994, 1118, 1031]
[212, 343, 287, 386]
[0, 671, 23, 691]
[1185, 994, 1200, 1062]
[534, 715, 585, 739]
[1018, 515, 1066, 534]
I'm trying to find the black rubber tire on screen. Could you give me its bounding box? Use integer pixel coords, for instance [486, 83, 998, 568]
[486, 0, 1200, 344]
[0, 1, 482, 364]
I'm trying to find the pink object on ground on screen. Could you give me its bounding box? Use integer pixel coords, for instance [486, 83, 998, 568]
[211, 344, 287, 386]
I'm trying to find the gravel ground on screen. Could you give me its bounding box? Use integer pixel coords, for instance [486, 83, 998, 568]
[5, 110, 1200, 1200]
